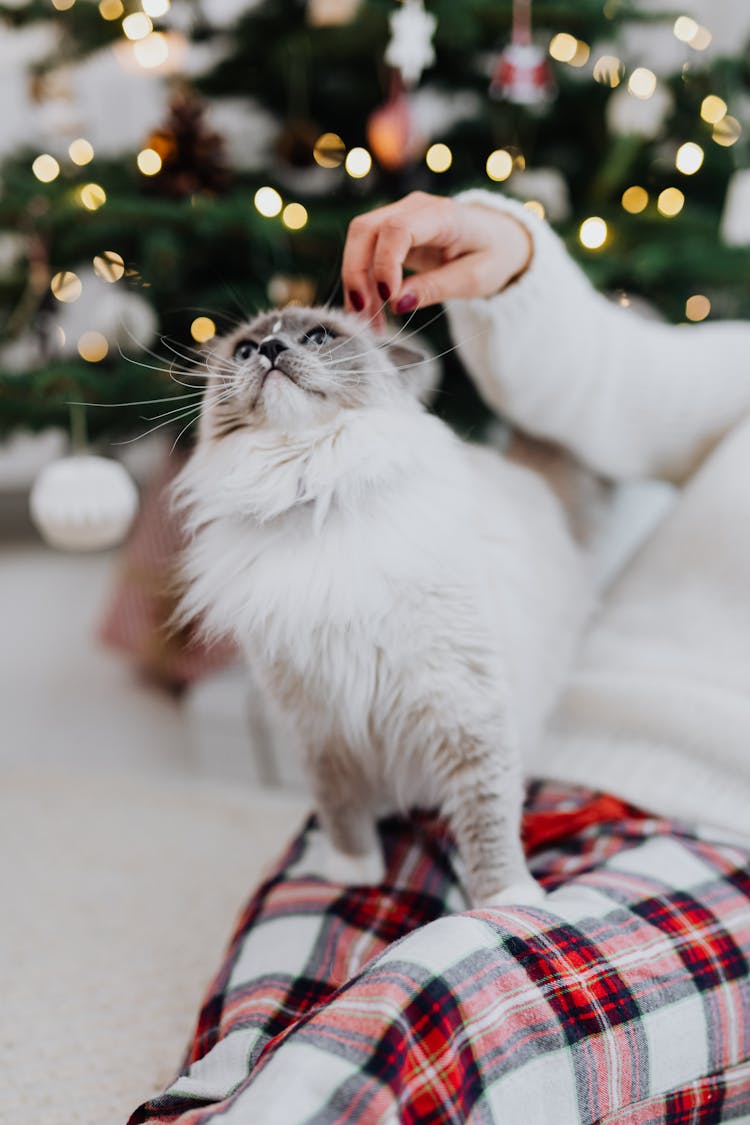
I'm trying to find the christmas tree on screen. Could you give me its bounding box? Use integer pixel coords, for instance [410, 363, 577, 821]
[2, 0, 750, 445]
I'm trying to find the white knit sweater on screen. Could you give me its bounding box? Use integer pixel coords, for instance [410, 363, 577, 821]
[447, 191, 750, 838]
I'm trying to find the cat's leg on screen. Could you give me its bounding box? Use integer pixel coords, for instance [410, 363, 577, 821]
[309, 743, 385, 887]
[435, 724, 545, 909]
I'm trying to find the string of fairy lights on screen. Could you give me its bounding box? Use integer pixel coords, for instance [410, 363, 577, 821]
[28, 6, 741, 356]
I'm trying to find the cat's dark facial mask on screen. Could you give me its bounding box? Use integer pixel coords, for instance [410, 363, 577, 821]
[199, 307, 428, 440]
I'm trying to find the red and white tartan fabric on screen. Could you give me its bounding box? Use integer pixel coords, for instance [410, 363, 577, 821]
[129, 782, 750, 1125]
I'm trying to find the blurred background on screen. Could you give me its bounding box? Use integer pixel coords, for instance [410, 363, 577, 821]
[2, 2, 750, 1117]
[2, 0, 750, 782]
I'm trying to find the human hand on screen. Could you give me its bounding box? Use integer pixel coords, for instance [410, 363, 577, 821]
[341, 191, 533, 330]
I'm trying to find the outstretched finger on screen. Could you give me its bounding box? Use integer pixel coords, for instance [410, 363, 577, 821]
[342, 193, 455, 317]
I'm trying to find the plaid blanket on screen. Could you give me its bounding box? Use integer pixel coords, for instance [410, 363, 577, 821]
[129, 782, 750, 1124]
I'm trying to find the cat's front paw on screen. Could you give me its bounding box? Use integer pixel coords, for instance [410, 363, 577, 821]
[320, 841, 386, 888]
[478, 878, 547, 910]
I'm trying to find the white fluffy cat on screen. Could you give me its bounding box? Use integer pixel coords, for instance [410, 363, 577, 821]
[175, 307, 592, 906]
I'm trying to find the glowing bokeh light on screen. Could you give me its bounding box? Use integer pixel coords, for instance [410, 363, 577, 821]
[78, 331, 109, 362]
[713, 116, 742, 147]
[98, 0, 123, 19]
[69, 138, 94, 166]
[78, 183, 107, 210]
[122, 12, 152, 39]
[622, 185, 649, 213]
[137, 148, 162, 175]
[425, 143, 453, 173]
[486, 149, 513, 182]
[134, 31, 169, 67]
[191, 317, 216, 342]
[254, 186, 283, 216]
[313, 133, 346, 168]
[657, 187, 685, 217]
[675, 141, 704, 175]
[673, 15, 699, 42]
[51, 271, 82, 303]
[523, 200, 546, 220]
[686, 295, 711, 322]
[282, 202, 309, 230]
[32, 154, 60, 183]
[345, 147, 372, 178]
[701, 95, 727, 124]
[628, 67, 657, 99]
[548, 33, 577, 63]
[93, 250, 125, 283]
[579, 216, 608, 249]
[593, 54, 623, 87]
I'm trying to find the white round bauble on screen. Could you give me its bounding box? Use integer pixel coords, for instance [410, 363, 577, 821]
[606, 82, 673, 139]
[30, 455, 139, 551]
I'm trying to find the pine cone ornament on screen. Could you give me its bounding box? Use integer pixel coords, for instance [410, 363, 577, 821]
[142, 92, 231, 199]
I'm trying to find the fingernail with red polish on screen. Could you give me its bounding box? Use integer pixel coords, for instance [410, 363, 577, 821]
[395, 293, 418, 314]
[377, 282, 391, 301]
[349, 289, 365, 312]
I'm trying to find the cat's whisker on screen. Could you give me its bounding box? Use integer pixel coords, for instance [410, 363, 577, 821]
[325, 296, 392, 357]
[395, 326, 490, 370]
[322, 304, 430, 368]
[110, 402, 205, 446]
[67, 390, 205, 410]
[115, 344, 200, 384]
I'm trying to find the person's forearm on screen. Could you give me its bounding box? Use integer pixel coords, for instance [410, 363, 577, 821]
[447, 191, 750, 484]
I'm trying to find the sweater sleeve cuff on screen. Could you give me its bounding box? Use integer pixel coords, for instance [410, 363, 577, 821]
[449, 188, 594, 325]
[443, 189, 600, 427]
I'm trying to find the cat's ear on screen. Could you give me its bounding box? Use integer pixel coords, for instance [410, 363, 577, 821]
[385, 339, 441, 406]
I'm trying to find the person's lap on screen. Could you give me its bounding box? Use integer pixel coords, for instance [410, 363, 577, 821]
[129, 782, 750, 1124]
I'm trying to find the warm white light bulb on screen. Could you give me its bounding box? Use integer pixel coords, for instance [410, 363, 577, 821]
[673, 15, 699, 42]
[628, 67, 657, 100]
[142, 0, 170, 15]
[345, 147, 372, 178]
[254, 186, 283, 217]
[579, 217, 608, 249]
[32, 154, 60, 182]
[425, 143, 452, 173]
[122, 12, 152, 39]
[486, 149, 513, 182]
[675, 142, 704, 175]
[191, 317, 216, 342]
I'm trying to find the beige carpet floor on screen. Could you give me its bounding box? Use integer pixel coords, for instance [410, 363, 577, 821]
[1, 766, 307, 1125]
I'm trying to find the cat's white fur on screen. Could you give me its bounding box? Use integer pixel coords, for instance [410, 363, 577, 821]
[176, 312, 591, 905]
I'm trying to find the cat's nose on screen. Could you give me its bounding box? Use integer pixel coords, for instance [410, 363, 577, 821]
[258, 337, 288, 366]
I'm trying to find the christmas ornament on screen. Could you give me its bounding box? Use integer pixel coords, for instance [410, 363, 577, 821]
[307, 0, 360, 26]
[606, 81, 672, 138]
[142, 91, 230, 198]
[366, 78, 422, 171]
[384, 0, 436, 88]
[490, 0, 554, 106]
[720, 169, 750, 246]
[30, 455, 139, 551]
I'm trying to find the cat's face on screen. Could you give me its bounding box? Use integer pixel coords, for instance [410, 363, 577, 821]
[199, 307, 423, 440]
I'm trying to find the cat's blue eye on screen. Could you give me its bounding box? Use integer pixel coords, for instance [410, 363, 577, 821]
[233, 340, 258, 362]
[302, 325, 336, 346]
